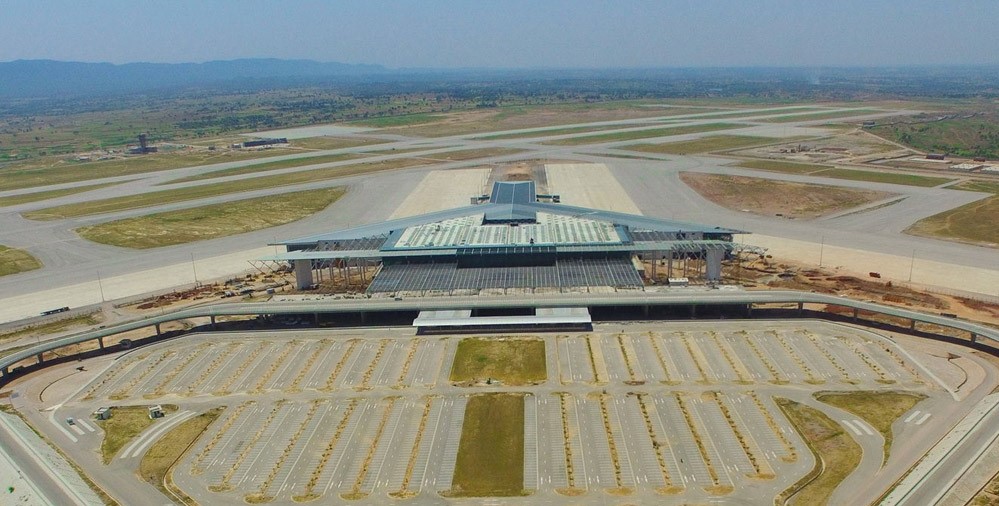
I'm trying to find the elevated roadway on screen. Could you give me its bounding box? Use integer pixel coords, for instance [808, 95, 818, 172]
[2, 289, 997, 381]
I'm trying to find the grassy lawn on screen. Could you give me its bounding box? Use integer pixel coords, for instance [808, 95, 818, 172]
[737, 159, 831, 174]
[351, 113, 447, 128]
[906, 194, 999, 246]
[477, 124, 634, 140]
[812, 168, 952, 187]
[24, 158, 423, 220]
[450, 338, 546, 385]
[869, 110, 999, 159]
[77, 187, 345, 249]
[448, 393, 526, 497]
[815, 391, 925, 462]
[0, 313, 101, 344]
[0, 245, 42, 276]
[760, 109, 880, 123]
[0, 149, 297, 192]
[775, 398, 862, 506]
[954, 180, 999, 194]
[290, 136, 389, 150]
[541, 123, 743, 146]
[163, 152, 366, 184]
[97, 405, 178, 464]
[0, 182, 123, 207]
[139, 408, 222, 501]
[680, 173, 894, 219]
[625, 135, 779, 154]
[416, 147, 527, 161]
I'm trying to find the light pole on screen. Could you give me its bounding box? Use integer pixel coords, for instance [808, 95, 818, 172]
[191, 252, 199, 286]
[908, 249, 915, 283]
[819, 235, 825, 267]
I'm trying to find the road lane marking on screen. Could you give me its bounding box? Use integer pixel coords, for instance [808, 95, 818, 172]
[76, 418, 96, 432]
[855, 420, 876, 436]
[915, 412, 932, 425]
[69, 424, 85, 435]
[904, 411, 920, 423]
[841, 419, 863, 436]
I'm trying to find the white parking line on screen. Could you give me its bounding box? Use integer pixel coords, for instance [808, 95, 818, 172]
[904, 411, 920, 423]
[853, 419, 875, 436]
[841, 419, 863, 436]
[121, 410, 196, 459]
[69, 424, 85, 436]
[915, 412, 932, 425]
[75, 418, 96, 433]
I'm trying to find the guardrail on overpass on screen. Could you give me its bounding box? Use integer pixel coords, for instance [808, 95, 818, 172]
[3, 289, 997, 381]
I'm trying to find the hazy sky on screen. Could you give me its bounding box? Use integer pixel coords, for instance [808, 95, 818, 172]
[3, 1, 998, 68]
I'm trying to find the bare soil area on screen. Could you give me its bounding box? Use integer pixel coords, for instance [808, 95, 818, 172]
[680, 172, 895, 219]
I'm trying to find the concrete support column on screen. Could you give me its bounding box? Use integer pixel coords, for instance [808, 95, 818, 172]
[210, 315, 217, 329]
[98, 337, 105, 350]
[155, 323, 161, 336]
[360, 312, 367, 324]
[314, 313, 320, 325]
[852, 307, 859, 322]
[294, 259, 314, 290]
[690, 305, 697, 319]
[910, 319, 916, 331]
[706, 249, 723, 282]
[36, 353, 44, 364]
[643, 305, 650, 317]
[971, 332, 978, 343]
[797, 302, 804, 315]
[746, 304, 753, 318]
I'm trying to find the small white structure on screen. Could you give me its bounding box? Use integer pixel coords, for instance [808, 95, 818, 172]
[93, 407, 112, 420]
[148, 405, 165, 419]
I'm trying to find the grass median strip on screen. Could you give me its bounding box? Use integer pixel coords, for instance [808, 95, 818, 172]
[25, 158, 423, 220]
[775, 398, 861, 506]
[140, 407, 222, 503]
[163, 152, 366, 184]
[97, 404, 178, 464]
[76, 187, 345, 248]
[737, 160, 954, 187]
[815, 391, 925, 463]
[760, 109, 880, 123]
[0, 245, 42, 276]
[447, 393, 527, 497]
[450, 337, 546, 386]
[626, 135, 779, 154]
[906, 195, 999, 246]
[541, 122, 744, 146]
[0, 181, 123, 207]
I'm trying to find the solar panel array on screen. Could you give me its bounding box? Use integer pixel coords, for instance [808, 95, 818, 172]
[368, 257, 643, 293]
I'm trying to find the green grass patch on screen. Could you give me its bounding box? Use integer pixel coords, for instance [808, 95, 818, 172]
[450, 338, 546, 385]
[97, 404, 178, 464]
[0, 182, 123, 207]
[541, 123, 744, 146]
[0, 313, 101, 344]
[25, 158, 424, 220]
[140, 407, 222, 503]
[954, 180, 999, 194]
[0, 149, 296, 192]
[626, 135, 779, 154]
[163, 153, 365, 184]
[290, 136, 389, 150]
[906, 194, 999, 246]
[869, 112, 999, 159]
[351, 113, 447, 128]
[815, 391, 925, 463]
[77, 187, 345, 249]
[448, 393, 527, 497]
[738, 159, 831, 174]
[760, 109, 880, 123]
[0, 245, 42, 276]
[811, 168, 952, 187]
[775, 398, 862, 506]
[477, 124, 632, 140]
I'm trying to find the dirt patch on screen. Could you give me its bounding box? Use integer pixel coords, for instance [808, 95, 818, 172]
[680, 172, 896, 219]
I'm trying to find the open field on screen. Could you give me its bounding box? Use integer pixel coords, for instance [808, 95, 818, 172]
[76, 186, 345, 249]
[868, 109, 999, 159]
[415, 147, 527, 161]
[373, 102, 705, 137]
[477, 124, 638, 140]
[24, 158, 424, 220]
[905, 195, 999, 247]
[0, 182, 123, 207]
[815, 391, 925, 461]
[97, 405, 178, 464]
[450, 338, 546, 385]
[289, 136, 389, 150]
[626, 135, 779, 154]
[954, 180, 999, 194]
[0, 148, 299, 192]
[162, 152, 366, 184]
[760, 109, 880, 123]
[776, 398, 862, 506]
[541, 123, 743, 146]
[680, 173, 896, 219]
[737, 159, 831, 174]
[449, 393, 526, 497]
[139, 408, 222, 500]
[351, 113, 448, 128]
[0, 245, 42, 277]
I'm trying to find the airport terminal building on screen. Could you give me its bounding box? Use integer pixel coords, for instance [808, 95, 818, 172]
[266, 181, 743, 294]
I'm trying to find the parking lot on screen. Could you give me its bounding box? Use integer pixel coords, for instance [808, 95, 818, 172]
[66, 321, 933, 503]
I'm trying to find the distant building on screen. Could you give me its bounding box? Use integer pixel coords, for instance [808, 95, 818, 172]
[925, 153, 946, 160]
[241, 138, 288, 148]
[950, 163, 983, 172]
[127, 133, 158, 154]
[862, 120, 876, 128]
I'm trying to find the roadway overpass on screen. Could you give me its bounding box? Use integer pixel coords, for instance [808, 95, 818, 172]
[3, 289, 998, 382]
